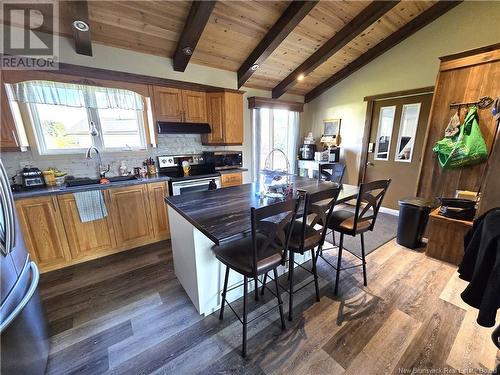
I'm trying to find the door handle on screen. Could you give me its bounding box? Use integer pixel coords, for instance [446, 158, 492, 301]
[0, 261, 40, 333]
[366, 162, 374, 166]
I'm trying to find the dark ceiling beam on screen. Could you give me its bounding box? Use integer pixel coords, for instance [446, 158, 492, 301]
[272, 0, 399, 99]
[237, 1, 318, 88]
[71, 1, 92, 56]
[173, 1, 216, 72]
[305, 1, 462, 103]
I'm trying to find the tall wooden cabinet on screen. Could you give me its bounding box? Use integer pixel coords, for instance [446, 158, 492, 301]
[203, 92, 243, 145]
[1, 83, 20, 151]
[15, 196, 71, 271]
[417, 45, 500, 200]
[153, 86, 207, 123]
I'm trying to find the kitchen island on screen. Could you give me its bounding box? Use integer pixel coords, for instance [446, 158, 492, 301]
[165, 176, 358, 315]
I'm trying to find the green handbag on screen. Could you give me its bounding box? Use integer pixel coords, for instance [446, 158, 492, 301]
[433, 106, 488, 169]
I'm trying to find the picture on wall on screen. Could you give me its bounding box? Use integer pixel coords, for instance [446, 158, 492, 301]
[323, 119, 341, 137]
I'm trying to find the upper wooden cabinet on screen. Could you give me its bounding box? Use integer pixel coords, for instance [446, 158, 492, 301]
[1, 83, 20, 151]
[153, 86, 183, 122]
[182, 90, 207, 123]
[203, 92, 243, 145]
[153, 86, 207, 123]
[15, 196, 71, 272]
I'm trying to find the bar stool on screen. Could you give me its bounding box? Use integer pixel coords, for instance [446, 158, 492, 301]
[260, 187, 340, 321]
[318, 179, 391, 295]
[318, 163, 346, 184]
[213, 198, 299, 357]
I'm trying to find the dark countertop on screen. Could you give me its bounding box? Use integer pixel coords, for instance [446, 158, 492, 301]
[166, 176, 359, 245]
[13, 174, 171, 200]
[218, 168, 248, 174]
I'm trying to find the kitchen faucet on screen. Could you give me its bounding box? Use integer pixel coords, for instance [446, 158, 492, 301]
[85, 146, 110, 178]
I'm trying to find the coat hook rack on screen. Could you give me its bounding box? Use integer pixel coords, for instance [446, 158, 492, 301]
[449, 96, 494, 110]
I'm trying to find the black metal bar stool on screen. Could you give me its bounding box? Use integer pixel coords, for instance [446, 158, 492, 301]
[318, 179, 391, 295]
[261, 187, 340, 321]
[213, 198, 299, 357]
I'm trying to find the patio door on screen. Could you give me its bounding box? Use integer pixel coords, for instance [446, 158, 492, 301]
[363, 92, 433, 210]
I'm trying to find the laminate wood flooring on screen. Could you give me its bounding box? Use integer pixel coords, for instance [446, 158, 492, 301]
[39, 239, 499, 375]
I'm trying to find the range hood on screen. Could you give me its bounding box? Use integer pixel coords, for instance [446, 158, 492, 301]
[157, 122, 211, 134]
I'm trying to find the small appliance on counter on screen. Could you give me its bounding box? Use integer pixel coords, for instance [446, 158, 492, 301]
[299, 144, 316, 160]
[157, 154, 221, 196]
[21, 166, 45, 189]
[202, 151, 242, 170]
[299, 132, 317, 160]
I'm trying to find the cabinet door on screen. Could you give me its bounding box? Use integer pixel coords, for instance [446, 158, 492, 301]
[57, 194, 117, 260]
[221, 172, 243, 188]
[203, 93, 225, 144]
[182, 90, 207, 123]
[15, 196, 71, 272]
[153, 86, 183, 122]
[1, 83, 20, 150]
[223, 92, 243, 144]
[108, 185, 154, 248]
[147, 182, 170, 240]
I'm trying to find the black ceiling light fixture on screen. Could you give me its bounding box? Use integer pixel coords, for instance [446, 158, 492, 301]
[182, 46, 193, 56]
[72, 20, 89, 32]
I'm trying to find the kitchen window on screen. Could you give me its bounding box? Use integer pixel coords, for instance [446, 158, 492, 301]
[252, 108, 299, 180]
[7, 80, 147, 155]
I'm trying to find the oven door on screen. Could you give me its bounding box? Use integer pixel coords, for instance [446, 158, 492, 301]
[171, 177, 221, 196]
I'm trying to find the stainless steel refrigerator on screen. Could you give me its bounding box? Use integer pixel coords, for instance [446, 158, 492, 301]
[0, 159, 49, 374]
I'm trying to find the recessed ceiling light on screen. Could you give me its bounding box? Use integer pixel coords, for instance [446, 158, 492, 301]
[251, 64, 259, 71]
[72, 20, 89, 32]
[182, 46, 193, 56]
[297, 73, 305, 81]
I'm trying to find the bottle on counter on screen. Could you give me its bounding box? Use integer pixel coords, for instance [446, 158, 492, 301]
[119, 161, 128, 176]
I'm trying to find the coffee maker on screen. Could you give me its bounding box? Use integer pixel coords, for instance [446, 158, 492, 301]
[299, 144, 316, 160]
[21, 166, 45, 188]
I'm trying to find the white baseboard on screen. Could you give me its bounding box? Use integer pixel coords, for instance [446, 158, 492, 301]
[379, 206, 399, 216]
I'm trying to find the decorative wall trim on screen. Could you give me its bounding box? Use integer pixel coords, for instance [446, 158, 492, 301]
[247, 96, 303, 112]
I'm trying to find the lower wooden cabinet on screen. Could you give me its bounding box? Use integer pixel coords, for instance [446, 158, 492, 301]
[15, 196, 72, 272]
[147, 182, 170, 240]
[16, 181, 171, 272]
[57, 194, 117, 261]
[108, 184, 154, 249]
[221, 172, 243, 188]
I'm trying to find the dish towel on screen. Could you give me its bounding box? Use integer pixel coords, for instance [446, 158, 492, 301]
[73, 190, 108, 223]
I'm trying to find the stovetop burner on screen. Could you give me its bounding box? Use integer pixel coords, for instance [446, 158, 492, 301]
[157, 154, 218, 181]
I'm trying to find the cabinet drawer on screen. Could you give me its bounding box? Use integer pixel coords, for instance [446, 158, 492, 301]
[221, 172, 242, 187]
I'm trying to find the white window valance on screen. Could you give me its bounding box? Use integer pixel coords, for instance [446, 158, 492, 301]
[8, 80, 144, 111]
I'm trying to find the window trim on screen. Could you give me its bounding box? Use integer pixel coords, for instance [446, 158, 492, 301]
[25, 84, 149, 156]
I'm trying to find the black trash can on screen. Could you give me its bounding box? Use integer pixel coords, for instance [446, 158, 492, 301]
[397, 197, 437, 249]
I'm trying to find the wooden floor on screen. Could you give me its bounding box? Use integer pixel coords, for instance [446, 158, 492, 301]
[39, 238, 499, 375]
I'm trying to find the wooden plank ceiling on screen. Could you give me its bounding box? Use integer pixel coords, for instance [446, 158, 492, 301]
[51, 0, 452, 100]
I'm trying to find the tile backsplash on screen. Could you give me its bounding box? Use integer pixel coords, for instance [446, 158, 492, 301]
[1, 134, 231, 181]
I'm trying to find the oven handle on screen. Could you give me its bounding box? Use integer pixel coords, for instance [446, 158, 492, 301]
[171, 177, 220, 188]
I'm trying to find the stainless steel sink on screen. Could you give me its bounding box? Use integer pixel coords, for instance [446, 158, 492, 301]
[66, 175, 137, 187]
